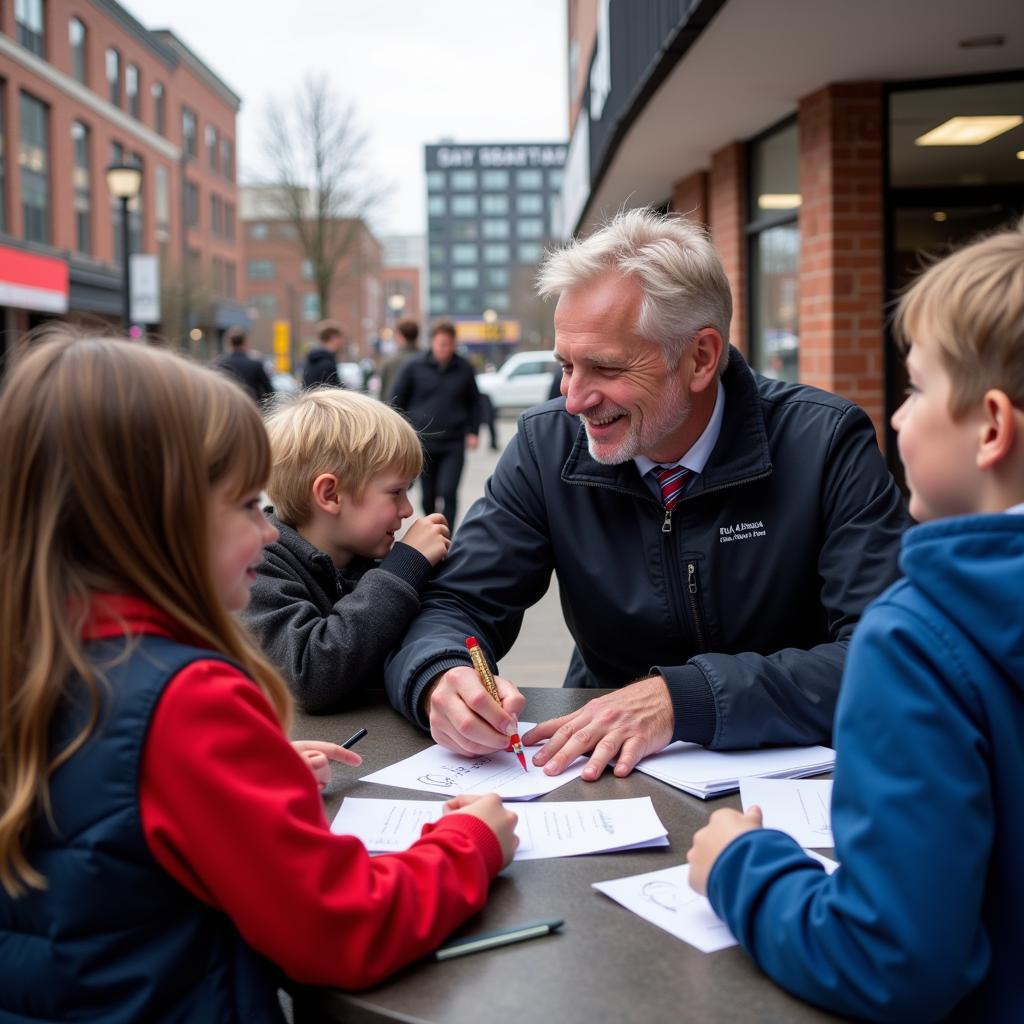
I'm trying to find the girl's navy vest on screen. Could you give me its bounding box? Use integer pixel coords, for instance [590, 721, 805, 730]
[0, 635, 285, 1022]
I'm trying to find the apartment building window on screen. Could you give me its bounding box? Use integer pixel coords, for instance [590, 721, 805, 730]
[517, 218, 544, 239]
[485, 267, 509, 287]
[247, 259, 275, 280]
[211, 256, 224, 295]
[15, 0, 45, 58]
[301, 293, 320, 321]
[452, 221, 478, 240]
[482, 219, 509, 239]
[451, 194, 477, 215]
[450, 170, 477, 190]
[224, 202, 235, 241]
[225, 260, 236, 298]
[516, 193, 544, 215]
[427, 195, 446, 216]
[517, 243, 541, 264]
[220, 138, 234, 181]
[429, 244, 445, 264]
[209, 193, 222, 236]
[451, 268, 478, 289]
[155, 163, 170, 239]
[426, 170, 445, 190]
[106, 49, 121, 106]
[19, 92, 49, 244]
[248, 294, 277, 316]
[301, 259, 314, 280]
[184, 180, 199, 229]
[548, 169, 564, 189]
[0, 85, 6, 234]
[516, 169, 543, 189]
[452, 244, 477, 264]
[206, 124, 218, 173]
[248, 222, 267, 240]
[151, 82, 165, 135]
[481, 169, 509, 189]
[69, 17, 87, 83]
[429, 294, 446, 314]
[482, 194, 508, 214]
[747, 118, 800, 382]
[429, 270, 446, 289]
[483, 243, 510, 263]
[72, 120, 91, 254]
[181, 107, 197, 158]
[126, 64, 140, 119]
[483, 292, 509, 311]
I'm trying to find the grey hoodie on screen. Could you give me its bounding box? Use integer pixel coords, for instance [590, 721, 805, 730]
[242, 511, 432, 713]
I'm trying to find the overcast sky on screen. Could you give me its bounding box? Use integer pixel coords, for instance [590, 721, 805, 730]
[123, 0, 569, 236]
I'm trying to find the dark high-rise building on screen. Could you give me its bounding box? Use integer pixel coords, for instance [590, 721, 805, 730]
[424, 141, 566, 348]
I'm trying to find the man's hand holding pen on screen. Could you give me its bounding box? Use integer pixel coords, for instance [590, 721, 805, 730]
[424, 666, 526, 756]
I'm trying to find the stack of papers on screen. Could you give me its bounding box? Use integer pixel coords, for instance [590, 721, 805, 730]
[331, 796, 669, 861]
[593, 851, 838, 953]
[359, 723, 587, 801]
[635, 742, 834, 799]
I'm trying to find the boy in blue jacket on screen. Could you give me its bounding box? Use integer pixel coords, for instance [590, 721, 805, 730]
[687, 223, 1024, 1022]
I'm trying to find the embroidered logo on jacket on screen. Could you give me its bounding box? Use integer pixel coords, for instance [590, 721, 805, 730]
[718, 520, 766, 543]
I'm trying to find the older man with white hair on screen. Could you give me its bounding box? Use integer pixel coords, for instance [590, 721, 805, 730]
[384, 208, 908, 780]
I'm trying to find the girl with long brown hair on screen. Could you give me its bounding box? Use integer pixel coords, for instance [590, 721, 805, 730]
[0, 335, 515, 1022]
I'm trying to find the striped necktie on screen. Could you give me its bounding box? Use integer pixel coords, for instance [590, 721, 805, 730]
[652, 464, 690, 511]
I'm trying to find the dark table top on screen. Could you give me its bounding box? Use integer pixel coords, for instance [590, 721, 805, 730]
[290, 688, 842, 1024]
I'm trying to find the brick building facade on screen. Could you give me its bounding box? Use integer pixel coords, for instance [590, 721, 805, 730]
[0, 0, 244, 358]
[559, 0, 1023, 462]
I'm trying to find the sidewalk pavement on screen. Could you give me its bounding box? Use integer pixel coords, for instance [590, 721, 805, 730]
[411, 423, 575, 690]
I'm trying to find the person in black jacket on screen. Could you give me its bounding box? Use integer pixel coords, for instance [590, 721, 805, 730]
[389, 320, 480, 525]
[384, 208, 909, 780]
[302, 320, 346, 388]
[215, 327, 273, 405]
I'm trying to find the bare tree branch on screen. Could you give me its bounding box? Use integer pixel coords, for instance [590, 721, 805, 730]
[258, 76, 390, 318]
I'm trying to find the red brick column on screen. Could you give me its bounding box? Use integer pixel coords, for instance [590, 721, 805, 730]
[798, 82, 885, 442]
[671, 170, 708, 227]
[708, 143, 746, 356]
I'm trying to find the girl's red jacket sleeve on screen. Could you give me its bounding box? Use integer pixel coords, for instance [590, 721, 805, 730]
[139, 659, 503, 989]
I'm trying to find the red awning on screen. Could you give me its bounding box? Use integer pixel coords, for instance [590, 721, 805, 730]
[0, 244, 69, 313]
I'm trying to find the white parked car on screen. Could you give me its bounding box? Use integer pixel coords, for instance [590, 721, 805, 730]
[475, 352, 560, 415]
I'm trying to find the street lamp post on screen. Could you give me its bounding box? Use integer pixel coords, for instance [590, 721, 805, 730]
[105, 163, 143, 333]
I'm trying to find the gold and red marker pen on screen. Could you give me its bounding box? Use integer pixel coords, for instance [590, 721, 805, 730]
[465, 636, 527, 771]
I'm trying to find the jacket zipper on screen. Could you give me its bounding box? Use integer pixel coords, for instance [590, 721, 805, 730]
[686, 561, 707, 653]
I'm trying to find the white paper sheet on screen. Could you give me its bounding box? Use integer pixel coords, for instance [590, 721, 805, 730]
[331, 796, 669, 861]
[593, 864, 738, 953]
[739, 777, 834, 848]
[635, 742, 835, 798]
[593, 851, 838, 954]
[359, 723, 587, 800]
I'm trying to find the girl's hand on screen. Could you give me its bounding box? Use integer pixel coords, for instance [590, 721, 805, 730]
[686, 806, 764, 895]
[443, 793, 519, 868]
[292, 739, 362, 792]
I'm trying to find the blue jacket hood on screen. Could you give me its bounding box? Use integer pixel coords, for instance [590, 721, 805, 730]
[899, 513, 1024, 693]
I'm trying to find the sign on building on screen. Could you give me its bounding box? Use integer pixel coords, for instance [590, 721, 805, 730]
[129, 254, 161, 324]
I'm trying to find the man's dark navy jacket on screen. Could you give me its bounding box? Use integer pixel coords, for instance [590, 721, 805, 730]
[385, 347, 910, 749]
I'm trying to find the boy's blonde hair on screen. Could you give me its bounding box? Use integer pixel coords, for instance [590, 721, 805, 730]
[266, 388, 423, 525]
[895, 220, 1024, 419]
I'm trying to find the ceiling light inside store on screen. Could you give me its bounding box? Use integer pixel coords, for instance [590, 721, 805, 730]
[1017, 150, 1024, 161]
[932, 211, 948, 222]
[758, 194, 802, 210]
[915, 116, 1023, 146]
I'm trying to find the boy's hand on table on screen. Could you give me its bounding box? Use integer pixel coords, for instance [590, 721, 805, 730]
[402, 513, 451, 566]
[523, 676, 674, 781]
[424, 667, 526, 755]
[443, 793, 519, 868]
[686, 806, 764, 895]
[291, 739, 362, 792]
